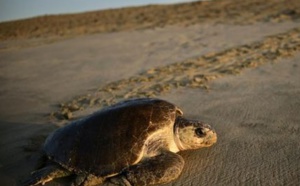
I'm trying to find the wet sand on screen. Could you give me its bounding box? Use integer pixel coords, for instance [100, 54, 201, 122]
[1, 1, 300, 185]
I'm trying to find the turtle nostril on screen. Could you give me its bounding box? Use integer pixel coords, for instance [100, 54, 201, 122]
[195, 128, 206, 137]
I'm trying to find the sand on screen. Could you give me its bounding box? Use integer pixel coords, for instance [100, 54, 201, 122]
[1, 0, 300, 42]
[161, 55, 300, 185]
[1, 1, 300, 186]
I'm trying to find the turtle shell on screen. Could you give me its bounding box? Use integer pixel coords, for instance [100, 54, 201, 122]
[44, 98, 182, 177]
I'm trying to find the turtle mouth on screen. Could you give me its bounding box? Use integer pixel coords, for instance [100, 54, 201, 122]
[203, 131, 217, 146]
[204, 141, 214, 146]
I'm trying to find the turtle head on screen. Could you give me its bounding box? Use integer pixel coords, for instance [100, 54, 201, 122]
[174, 117, 217, 151]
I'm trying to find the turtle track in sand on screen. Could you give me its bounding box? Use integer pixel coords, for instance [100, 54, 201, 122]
[52, 27, 300, 121]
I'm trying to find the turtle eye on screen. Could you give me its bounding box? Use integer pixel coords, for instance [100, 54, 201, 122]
[195, 128, 206, 137]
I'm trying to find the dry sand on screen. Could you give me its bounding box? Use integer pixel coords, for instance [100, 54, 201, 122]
[1, 1, 300, 186]
[161, 54, 300, 185]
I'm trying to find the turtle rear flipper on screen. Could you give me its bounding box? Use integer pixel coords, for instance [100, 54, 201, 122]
[23, 163, 71, 186]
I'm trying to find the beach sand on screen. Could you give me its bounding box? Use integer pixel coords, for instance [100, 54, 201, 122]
[161, 54, 300, 185]
[1, 1, 300, 185]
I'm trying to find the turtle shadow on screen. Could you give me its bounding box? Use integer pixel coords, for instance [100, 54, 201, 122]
[0, 120, 57, 185]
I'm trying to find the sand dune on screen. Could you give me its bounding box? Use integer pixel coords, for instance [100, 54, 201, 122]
[1, 0, 300, 44]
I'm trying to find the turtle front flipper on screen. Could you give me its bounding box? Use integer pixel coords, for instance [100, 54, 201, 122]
[23, 163, 71, 186]
[109, 151, 185, 186]
[72, 174, 105, 186]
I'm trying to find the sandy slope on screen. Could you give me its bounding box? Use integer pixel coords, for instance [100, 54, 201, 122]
[0, 17, 300, 186]
[1, 0, 300, 41]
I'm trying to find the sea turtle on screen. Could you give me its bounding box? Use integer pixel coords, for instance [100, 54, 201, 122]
[24, 98, 217, 186]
